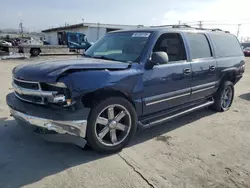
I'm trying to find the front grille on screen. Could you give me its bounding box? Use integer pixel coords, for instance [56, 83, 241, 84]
[12, 77, 69, 106]
[15, 92, 43, 104]
[14, 79, 39, 90]
[13, 77, 44, 104]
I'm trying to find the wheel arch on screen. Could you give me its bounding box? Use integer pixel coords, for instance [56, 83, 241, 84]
[81, 88, 136, 109]
[219, 68, 237, 85]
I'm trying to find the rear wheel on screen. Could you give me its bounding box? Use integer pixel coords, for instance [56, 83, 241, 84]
[86, 97, 137, 153]
[30, 48, 41, 56]
[212, 81, 234, 112]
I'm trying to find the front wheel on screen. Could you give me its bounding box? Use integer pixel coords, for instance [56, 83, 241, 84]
[212, 81, 234, 112]
[86, 97, 137, 153]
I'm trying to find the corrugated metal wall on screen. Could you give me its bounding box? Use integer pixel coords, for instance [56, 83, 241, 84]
[44, 26, 107, 45]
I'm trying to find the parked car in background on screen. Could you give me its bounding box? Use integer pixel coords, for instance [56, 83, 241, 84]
[0, 32, 92, 56]
[7, 26, 245, 153]
[243, 47, 250, 56]
[0, 40, 12, 47]
[241, 42, 250, 49]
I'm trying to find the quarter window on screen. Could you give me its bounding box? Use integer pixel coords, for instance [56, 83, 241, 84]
[210, 33, 243, 57]
[186, 33, 212, 59]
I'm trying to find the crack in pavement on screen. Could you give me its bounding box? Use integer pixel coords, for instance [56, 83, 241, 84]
[118, 153, 155, 188]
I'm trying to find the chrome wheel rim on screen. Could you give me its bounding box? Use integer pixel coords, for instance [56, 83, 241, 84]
[94, 104, 131, 146]
[221, 86, 233, 109]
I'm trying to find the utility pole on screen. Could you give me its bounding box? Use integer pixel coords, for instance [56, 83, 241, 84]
[237, 24, 241, 38]
[97, 22, 100, 40]
[19, 21, 24, 38]
[198, 21, 203, 28]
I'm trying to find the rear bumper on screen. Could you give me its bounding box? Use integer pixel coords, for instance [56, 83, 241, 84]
[6, 92, 90, 139]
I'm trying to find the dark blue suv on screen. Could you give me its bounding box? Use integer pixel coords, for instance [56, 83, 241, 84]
[7, 26, 245, 153]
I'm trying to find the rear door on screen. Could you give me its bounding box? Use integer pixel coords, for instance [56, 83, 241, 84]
[184, 32, 217, 101]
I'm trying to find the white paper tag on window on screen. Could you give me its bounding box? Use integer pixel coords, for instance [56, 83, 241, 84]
[132, 33, 151, 38]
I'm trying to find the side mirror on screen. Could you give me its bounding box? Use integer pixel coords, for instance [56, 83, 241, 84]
[145, 52, 169, 69]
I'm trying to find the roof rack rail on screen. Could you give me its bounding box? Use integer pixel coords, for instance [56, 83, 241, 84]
[196, 27, 230, 33]
[150, 24, 192, 28]
[150, 24, 230, 33]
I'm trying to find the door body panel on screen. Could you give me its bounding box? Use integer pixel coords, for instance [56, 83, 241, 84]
[190, 58, 217, 101]
[142, 62, 192, 115]
[183, 32, 217, 101]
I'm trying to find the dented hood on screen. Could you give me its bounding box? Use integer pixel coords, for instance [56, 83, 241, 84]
[13, 58, 130, 83]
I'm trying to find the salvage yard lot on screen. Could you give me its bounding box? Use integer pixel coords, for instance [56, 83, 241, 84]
[0, 56, 250, 188]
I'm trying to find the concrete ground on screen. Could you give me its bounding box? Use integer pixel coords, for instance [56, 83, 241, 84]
[0, 56, 250, 188]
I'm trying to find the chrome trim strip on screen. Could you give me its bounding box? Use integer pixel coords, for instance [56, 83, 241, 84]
[14, 92, 44, 105]
[10, 108, 87, 138]
[192, 86, 215, 94]
[13, 77, 39, 84]
[146, 92, 190, 106]
[144, 100, 214, 127]
[12, 82, 57, 98]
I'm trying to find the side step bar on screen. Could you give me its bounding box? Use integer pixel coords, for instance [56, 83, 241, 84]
[140, 99, 214, 129]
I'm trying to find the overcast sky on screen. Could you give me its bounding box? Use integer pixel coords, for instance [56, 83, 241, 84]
[1, 0, 250, 38]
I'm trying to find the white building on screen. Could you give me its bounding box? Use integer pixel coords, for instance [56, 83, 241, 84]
[42, 22, 143, 45]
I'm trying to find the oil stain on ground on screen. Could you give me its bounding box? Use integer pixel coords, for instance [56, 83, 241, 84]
[156, 135, 172, 146]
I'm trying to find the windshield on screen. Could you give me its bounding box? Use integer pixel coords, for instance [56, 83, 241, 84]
[84, 31, 151, 62]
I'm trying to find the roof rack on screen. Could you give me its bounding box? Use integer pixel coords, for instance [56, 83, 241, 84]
[150, 24, 192, 28]
[150, 24, 230, 33]
[196, 27, 230, 33]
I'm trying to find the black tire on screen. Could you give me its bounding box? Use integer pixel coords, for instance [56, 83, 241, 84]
[212, 81, 234, 112]
[30, 48, 41, 56]
[86, 97, 137, 153]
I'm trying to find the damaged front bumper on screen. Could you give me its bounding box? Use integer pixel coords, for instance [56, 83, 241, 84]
[6, 92, 90, 147]
[10, 109, 88, 137]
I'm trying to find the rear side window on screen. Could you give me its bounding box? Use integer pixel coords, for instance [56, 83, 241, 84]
[209, 33, 243, 57]
[186, 33, 212, 59]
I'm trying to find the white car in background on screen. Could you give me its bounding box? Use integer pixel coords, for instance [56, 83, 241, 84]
[0, 40, 12, 47]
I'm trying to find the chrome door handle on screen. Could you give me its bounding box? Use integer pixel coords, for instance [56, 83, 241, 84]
[209, 65, 215, 71]
[183, 68, 191, 75]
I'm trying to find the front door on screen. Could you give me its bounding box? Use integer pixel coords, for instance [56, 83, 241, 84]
[142, 33, 192, 115]
[184, 32, 217, 101]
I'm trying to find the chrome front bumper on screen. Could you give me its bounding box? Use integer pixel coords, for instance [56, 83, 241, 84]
[10, 108, 88, 138]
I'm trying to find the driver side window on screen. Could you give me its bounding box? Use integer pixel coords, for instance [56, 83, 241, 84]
[153, 33, 187, 64]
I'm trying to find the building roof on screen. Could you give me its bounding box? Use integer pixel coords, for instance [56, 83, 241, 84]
[42, 22, 143, 33]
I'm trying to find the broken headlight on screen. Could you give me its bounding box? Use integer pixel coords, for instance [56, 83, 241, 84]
[40, 82, 73, 106]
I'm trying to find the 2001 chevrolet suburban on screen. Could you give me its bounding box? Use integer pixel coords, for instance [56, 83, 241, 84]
[6, 25, 245, 153]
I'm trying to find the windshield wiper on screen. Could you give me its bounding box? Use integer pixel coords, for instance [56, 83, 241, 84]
[83, 54, 129, 63]
[92, 56, 122, 62]
[82, 53, 92, 58]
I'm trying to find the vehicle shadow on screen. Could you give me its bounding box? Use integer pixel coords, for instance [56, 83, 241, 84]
[0, 118, 110, 188]
[130, 108, 215, 147]
[239, 93, 250, 101]
[0, 108, 215, 188]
